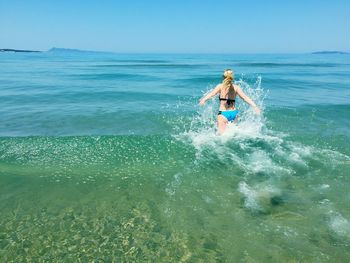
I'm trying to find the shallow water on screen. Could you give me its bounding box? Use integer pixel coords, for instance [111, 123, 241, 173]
[0, 52, 350, 262]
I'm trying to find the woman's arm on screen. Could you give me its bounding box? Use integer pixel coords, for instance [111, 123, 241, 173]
[235, 85, 261, 114]
[199, 84, 221, 105]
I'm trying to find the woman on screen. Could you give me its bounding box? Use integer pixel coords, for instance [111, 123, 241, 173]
[199, 69, 261, 134]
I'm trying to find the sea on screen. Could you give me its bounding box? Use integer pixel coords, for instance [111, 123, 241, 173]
[0, 51, 349, 262]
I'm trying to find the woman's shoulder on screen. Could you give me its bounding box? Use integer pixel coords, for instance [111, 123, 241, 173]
[215, 83, 223, 90]
[232, 84, 240, 91]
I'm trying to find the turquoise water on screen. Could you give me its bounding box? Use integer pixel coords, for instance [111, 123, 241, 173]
[1, 52, 350, 262]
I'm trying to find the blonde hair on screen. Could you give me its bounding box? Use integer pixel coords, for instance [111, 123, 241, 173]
[222, 69, 234, 87]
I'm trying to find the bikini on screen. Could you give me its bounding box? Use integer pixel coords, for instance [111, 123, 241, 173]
[218, 97, 239, 122]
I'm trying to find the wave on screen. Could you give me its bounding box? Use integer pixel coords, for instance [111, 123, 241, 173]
[91, 63, 206, 69]
[98, 59, 171, 63]
[173, 75, 219, 85]
[0, 90, 183, 103]
[68, 72, 160, 81]
[236, 62, 346, 68]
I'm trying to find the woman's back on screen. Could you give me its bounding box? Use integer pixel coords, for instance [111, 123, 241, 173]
[219, 84, 237, 110]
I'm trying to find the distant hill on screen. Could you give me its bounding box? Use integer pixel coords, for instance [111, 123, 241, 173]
[312, 51, 349, 54]
[48, 47, 90, 53]
[47, 47, 112, 54]
[0, 48, 41, 53]
[1, 47, 113, 55]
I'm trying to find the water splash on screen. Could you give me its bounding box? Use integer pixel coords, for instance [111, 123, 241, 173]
[175, 77, 275, 166]
[176, 77, 265, 143]
[238, 181, 282, 212]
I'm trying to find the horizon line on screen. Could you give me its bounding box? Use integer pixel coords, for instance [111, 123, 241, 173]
[1, 47, 349, 55]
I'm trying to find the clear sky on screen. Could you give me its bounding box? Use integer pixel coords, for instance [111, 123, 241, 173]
[1, 0, 349, 53]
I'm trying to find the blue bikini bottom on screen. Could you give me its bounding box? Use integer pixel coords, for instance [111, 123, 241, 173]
[218, 110, 239, 122]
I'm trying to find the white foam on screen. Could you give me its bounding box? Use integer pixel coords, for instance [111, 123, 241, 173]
[319, 149, 350, 164]
[247, 150, 291, 174]
[165, 172, 182, 196]
[238, 182, 261, 211]
[328, 211, 350, 238]
[320, 184, 330, 190]
[177, 78, 267, 146]
[238, 181, 282, 212]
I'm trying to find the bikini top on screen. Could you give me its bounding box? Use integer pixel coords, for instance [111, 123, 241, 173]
[219, 97, 235, 105]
